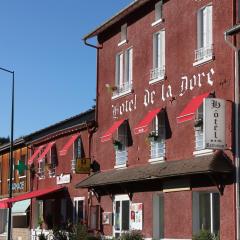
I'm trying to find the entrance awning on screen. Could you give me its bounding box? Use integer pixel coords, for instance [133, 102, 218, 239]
[134, 108, 161, 134]
[177, 92, 210, 123]
[59, 133, 80, 156]
[100, 119, 125, 142]
[37, 142, 55, 162]
[0, 186, 65, 209]
[76, 151, 234, 196]
[12, 199, 30, 216]
[28, 145, 44, 165]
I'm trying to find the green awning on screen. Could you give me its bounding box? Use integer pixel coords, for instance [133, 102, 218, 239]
[12, 199, 30, 216]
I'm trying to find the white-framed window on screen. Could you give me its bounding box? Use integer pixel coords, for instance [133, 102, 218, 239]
[153, 193, 164, 239]
[118, 23, 127, 46]
[149, 112, 166, 162]
[193, 192, 220, 238]
[150, 30, 165, 83]
[71, 137, 83, 172]
[73, 197, 85, 224]
[114, 122, 128, 168]
[195, 104, 204, 151]
[113, 195, 130, 238]
[194, 5, 213, 65]
[38, 158, 45, 179]
[113, 48, 133, 98]
[152, 1, 163, 26]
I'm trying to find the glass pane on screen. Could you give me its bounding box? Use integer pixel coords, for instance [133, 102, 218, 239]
[78, 200, 84, 222]
[122, 200, 129, 231]
[212, 193, 220, 235]
[115, 201, 120, 231]
[199, 193, 211, 231]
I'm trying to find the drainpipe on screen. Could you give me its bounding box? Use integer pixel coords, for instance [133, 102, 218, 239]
[225, 28, 240, 240]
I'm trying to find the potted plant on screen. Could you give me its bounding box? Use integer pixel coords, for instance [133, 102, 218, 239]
[113, 139, 122, 150]
[148, 131, 158, 142]
[105, 83, 118, 93]
[194, 118, 203, 131]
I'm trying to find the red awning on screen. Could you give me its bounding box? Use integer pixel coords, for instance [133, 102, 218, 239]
[100, 119, 125, 142]
[177, 92, 210, 123]
[134, 108, 161, 135]
[59, 133, 81, 156]
[0, 186, 65, 208]
[37, 142, 55, 162]
[28, 145, 44, 165]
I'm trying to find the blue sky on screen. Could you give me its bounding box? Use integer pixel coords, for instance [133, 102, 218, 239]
[0, 0, 132, 139]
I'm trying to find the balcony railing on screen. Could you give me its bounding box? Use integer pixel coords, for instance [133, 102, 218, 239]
[112, 82, 132, 97]
[115, 149, 128, 166]
[150, 65, 165, 81]
[194, 45, 213, 62]
[150, 140, 165, 159]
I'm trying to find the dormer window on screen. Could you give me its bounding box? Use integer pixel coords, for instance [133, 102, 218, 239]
[118, 23, 127, 46]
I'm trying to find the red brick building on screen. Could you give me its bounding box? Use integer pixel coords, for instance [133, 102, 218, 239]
[77, 1, 237, 239]
[25, 109, 95, 237]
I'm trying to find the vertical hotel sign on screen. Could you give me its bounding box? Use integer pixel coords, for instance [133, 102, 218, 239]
[204, 98, 226, 149]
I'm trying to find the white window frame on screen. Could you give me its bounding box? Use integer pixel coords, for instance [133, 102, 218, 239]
[114, 122, 128, 168]
[192, 192, 220, 237]
[149, 113, 166, 162]
[37, 159, 45, 179]
[193, 5, 213, 66]
[151, 1, 163, 26]
[113, 194, 130, 238]
[150, 30, 165, 84]
[112, 48, 133, 99]
[48, 147, 56, 178]
[118, 23, 128, 46]
[193, 103, 213, 156]
[73, 197, 85, 224]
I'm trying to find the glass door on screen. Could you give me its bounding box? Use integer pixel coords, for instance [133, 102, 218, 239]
[113, 195, 130, 238]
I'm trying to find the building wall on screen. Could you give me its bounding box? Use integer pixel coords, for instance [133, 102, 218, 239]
[94, 0, 235, 239]
[30, 129, 91, 229]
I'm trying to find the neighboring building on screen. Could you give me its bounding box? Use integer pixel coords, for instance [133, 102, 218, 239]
[0, 109, 95, 239]
[25, 109, 95, 238]
[78, 1, 236, 239]
[0, 138, 31, 240]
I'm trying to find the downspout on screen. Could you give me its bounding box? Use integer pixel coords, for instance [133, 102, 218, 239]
[225, 33, 240, 240]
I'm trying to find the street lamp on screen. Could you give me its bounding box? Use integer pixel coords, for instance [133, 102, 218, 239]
[0, 67, 14, 240]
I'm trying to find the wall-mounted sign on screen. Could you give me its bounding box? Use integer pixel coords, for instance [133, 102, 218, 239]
[11, 181, 25, 191]
[204, 98, 226, 149]
[130, 203, 143, 230]
[102, 212, 112, 225]
[76, 158, 91, 174]
[56, 174, 71, 185]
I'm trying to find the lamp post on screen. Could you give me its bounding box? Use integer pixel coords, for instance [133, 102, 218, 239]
[0, 67, 14, 240]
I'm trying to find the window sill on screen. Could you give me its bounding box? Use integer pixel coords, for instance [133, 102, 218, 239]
[19, 176, 26, 179]
[193, 56, 214, 67]
[148, 157, 165, 163]
[114, 163, 127, 169]
[151, 18, 164, 27]
[193, 149, 213, 157]
[149, 75, 165, 85]
[118, 39, 127, 47]
[112, 89, 133, 100]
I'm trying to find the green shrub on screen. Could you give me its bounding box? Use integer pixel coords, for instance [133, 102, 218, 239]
[193, 229, 219, 240]
[38, 232, 47, 240]
[68, 223, 88, 240]
[120, 231, 144, 240]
